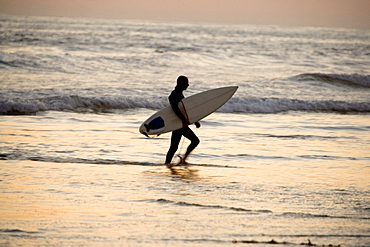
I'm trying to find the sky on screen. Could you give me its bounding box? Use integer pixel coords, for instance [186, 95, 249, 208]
[0, 0, 369, 29]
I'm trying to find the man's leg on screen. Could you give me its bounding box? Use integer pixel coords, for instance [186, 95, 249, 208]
[182, 127, 200, 162]
[165, 129, 182, 165]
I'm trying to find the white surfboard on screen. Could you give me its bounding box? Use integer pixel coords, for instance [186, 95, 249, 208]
[139, 86, 238, 137]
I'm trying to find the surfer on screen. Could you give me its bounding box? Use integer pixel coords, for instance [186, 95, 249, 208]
[165, 76, 200, 167]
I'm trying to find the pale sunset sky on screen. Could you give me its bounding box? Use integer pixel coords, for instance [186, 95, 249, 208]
[0, 0, 369, 29]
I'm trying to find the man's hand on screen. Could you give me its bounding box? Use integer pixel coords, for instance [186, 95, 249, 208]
[182, 119, 190, 128]
[194, 122, 201, 128]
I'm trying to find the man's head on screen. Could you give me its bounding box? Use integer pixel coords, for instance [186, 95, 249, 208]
[177, 75, 189, 90]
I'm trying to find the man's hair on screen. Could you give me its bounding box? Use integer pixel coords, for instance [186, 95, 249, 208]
[177, 76, 188, 85]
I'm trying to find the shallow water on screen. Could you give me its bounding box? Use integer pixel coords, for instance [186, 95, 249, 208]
[1, 111, 369, 246]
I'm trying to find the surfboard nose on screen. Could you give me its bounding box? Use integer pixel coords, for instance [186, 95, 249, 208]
[139, 125, 148, 137]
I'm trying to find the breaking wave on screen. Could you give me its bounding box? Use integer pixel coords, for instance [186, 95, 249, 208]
[1, 94, 369, 115]
[222, 97, 370, 114]
[0, 95, 167, 115]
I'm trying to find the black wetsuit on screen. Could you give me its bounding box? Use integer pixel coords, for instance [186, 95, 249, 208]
[165, 86, 200, 164]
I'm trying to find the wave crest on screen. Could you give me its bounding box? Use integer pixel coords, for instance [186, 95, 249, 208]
[295, 73, 370, 88]
[1, 94, 369, 115]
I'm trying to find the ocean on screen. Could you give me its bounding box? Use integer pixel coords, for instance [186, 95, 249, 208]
[0, 15, 369, 246]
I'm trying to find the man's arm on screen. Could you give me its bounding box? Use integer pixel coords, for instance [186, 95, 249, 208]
[171, 103, 187, 122]
[169, 93, 189, 127]
[171, 102, 190, 128]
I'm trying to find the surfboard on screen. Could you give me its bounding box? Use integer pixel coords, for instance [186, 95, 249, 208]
[139, 86, 238, 137]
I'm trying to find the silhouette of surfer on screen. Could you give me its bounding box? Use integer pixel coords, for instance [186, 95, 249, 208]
[165, 76, 200, 167]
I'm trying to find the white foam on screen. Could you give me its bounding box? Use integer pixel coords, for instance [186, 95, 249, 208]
[0, 96, 168, 115]
[220, 97, 370, 114]
[1, 95, 369, 115]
